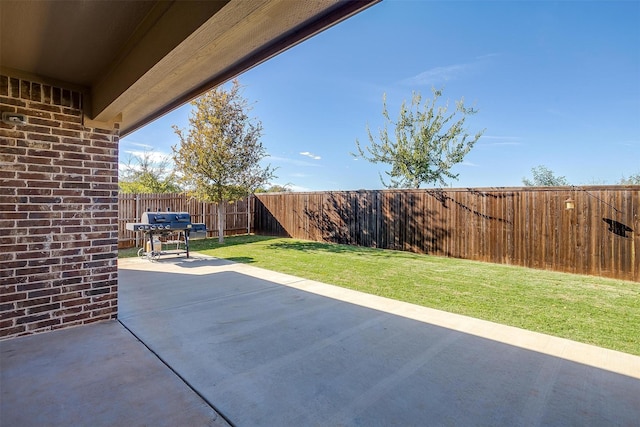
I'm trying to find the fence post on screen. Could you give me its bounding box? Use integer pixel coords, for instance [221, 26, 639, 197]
[247, 195, 251, 234]
[135, 194, 140, 248]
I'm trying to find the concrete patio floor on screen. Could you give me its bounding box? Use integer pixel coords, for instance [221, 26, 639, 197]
[2, 253, 639, 426]
[0, 319, 230, 427]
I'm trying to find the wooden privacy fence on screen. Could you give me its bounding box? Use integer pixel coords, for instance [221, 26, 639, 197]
[253, 186, 639, 282]
[118, 193, 251, 248]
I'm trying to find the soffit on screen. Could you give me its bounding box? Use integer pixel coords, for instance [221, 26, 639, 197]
[0, 0, 379, 135]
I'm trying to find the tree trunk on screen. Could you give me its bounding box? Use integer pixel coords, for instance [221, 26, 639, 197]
[217, 201, 225, 243]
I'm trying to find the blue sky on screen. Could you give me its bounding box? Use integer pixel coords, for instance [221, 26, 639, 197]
[120, 0, 640, 191]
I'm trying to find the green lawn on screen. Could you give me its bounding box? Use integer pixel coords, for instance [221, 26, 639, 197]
[119, 235, 640, 355]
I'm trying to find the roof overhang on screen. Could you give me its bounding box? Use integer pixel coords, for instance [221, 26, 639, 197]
[0, 0, 379, 136]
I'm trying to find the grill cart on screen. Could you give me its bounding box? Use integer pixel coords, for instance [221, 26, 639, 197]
[125, 211, 206, 260]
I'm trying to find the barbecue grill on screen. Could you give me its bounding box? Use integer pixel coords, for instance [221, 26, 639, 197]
[126, 211, 206, 260]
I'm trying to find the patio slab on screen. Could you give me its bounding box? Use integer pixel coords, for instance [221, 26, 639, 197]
[118, 254, 640, 426]
[0, 320, 230, 427]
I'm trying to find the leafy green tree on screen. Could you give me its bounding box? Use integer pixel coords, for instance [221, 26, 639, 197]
[118, 150, 181, 194]
[255, 184, 293, 193]
[354, 88, 484, 188]
[522, 165, 570, 186]
[618, 173, 640, 185]
[172, 80, 275, 242]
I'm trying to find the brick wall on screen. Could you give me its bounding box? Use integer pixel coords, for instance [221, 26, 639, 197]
[1, 75, 119, 339]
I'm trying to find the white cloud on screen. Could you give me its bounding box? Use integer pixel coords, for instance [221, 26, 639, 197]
[300, 151, 321, 160]
[121, 149, 173, 164]
[400, 63, 470, 87]
[269, 155, 322, 168]
[477, 135, 523, 147]
[460, 160, 479, 167]
[400, 54, 497, 87]
[287, 184, 313, 192]
[617, 140, 640, 147]
[120, 139, 154, 150]
[475, 52, 501, 60]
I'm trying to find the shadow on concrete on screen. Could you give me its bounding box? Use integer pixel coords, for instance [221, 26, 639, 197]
[0, 321, 230, 427]
[139, 254, 237, 269]
[117, 263, 640, 426]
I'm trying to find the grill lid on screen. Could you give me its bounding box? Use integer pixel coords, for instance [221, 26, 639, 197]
[141, 212, 191, 224]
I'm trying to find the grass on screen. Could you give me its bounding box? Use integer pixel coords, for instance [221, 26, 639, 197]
[119, 235, 640, 356]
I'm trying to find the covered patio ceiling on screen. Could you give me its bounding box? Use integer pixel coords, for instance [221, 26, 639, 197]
[0, 0, 379, 136]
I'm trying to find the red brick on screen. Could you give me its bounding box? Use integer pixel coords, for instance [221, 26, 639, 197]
[15, 250, 49, 260]
[16, 219, 51, 228]
[28, 242, 61, 251]
[52, 159, 84, 168]
[28, 302, 61, 314]
[90, 306, 116, 317]
[28, 196, 62, 204]
[18, 282, 51, 292]
[15, 294, 49, 305]
[17, 155, 50, 165]
[30, 117, 60, 128]
[0, 97, 26, 108]
[28, 258, 60, 267]
[0, 319, 15, 329]
[52, 290, 82, 301]
[0, 325, 27, 337]
[0, 292, 27, 303]
[27, 318, 61, 330]
[54, 306, 82, 317]
[62, 312, 91, 323]
[0, 146, 27, 155]
[26, 286, 60, 298]
[20, 188, 53, 196]
[0, 170, 20, 178]
[17, 171, 51, 181]
[59, 122, 84, 131]
[0, 276, 28, 286]
[16, 313, 49, 325]
[24, 180, 61, 189]
[60, 182, 90, 190]
[60, 137, 85, 146]
[91, 293, 116, 303]
[20, 227, 61, 235]
[53, 173, 83, 182]
[62, 297, 90, 308]
[52, 128, 79, 138]
[17, 139, 52, 149]
[64, 151, 90, 161]
[17, 235, 51, 244]
[0, 309, 26, 320]
[0, 285, 17, 294]
[27, 164, 60, 173]
[0, 180, 27, 188]
[0, 260, 21, 272]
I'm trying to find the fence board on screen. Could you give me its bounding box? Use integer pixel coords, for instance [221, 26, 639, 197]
[253, 186, 639, 282]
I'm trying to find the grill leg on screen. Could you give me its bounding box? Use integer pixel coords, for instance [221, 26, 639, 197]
[184, 231, 190, 258]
